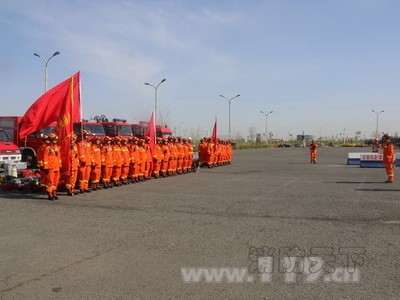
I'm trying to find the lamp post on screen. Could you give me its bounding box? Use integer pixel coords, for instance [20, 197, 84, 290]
[260, 110, 273, 143]
[145, 78, 166, 124]
[33, 51, 60, 92]
[371, 109, 384, 139]
[343, 128, 346, 144]
[219, 94, 240, 139]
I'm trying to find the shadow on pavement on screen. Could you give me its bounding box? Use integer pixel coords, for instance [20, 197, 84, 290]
[355, 188, 400, 192]
[335, 181, 386, 184]
[0, 191, 47, 201]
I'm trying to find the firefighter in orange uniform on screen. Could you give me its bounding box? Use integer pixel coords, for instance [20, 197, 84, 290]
[152, 138, 163, 178]
[136, 139, 145, 181]
[41, 133, 61, 200]
[37, 135, 49, 192]
[127, 137, 136, 182]
[187, 138, 194, 172]
[90, 137, 102, 190]
[309, 140, 318, 164]
[382, 133, 395, 183]
[120, 138, 130, 184]
[131, 137, 142, 182]
[175, 137, 183, 174]
[206, 138, 215, 168]
[101, 136, 114, 188]
[198, 138, 206, 167]
[215, 139, 222, 166]
[65, 133, 79, 196]
[112, 137, 123, 186]
[161, 138, 170, 177]
[182, 138, 189, 173]
[77, 130, 92, 193]
[168, 137, 178, 175]
[144, 137, 153, 179]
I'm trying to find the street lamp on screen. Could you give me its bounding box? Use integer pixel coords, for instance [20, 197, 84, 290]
[343, 128, 346, 144]
[371, 109, 384, 139]
[219, 94, 240, 139]
[260, 110, 273, 143]
[145, 78, 166, 124]
[33, 51, 60, 92]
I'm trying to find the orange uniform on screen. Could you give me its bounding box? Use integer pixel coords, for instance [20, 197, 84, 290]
[112, 140, 123, 186]
[176, 140, 184, 174]
[101, 138, 114, 188]
[120, 140, 130, 184]
[161, 140, 170, 177]
[77, 138, 92, 192]
[40, 135, 61, 200]
[182, 140, 190, 173]
[36, 140, 48, 191]
[206, 139, 215, 167]
[129, 140, 141, 182]
[144, 141, 153, 179]
[198, 139, 207, 166]
[65, 138, 79, 196]
[188, 140, 194, 171]
[309, 141, 318, 164]
[168, 140, 177, 175]
[90, 140, 102, 189]
[383, 135, 395, 183]
[152, 141, 163, 177]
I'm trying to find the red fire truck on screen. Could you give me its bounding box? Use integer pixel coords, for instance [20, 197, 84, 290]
[74, 120, 106, 141]
[0, 126, 22, 167]
[0, 116, 52, 166]
[0, 116, 106, 167]
[99, 117, 133, 138]
[160, 125, 173, 139]
[131, 122, 173, 139]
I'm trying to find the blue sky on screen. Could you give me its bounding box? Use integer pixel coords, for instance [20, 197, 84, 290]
[1, 0, 399, 140]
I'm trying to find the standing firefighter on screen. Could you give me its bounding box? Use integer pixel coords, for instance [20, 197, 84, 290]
[65, 133, 79, 196]
[40, 133, 61, 200]
[101, 136, 114, 188]
[77, 130, 92, 193]
[90, 137, 102, 190]
[382, 133, 395, 183]
[309, 140, 318, 164]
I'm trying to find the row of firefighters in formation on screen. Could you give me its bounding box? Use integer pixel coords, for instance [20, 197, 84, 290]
[37, 132, 233, 200]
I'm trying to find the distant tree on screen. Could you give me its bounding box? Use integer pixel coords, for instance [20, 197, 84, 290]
[157, 110, 171, 127]
[189, 128, 202, 144]
[235, 131, 245, 142]
[248, 125, 257, 142]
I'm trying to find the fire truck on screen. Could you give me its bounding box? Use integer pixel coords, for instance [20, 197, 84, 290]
[0, 116, 50, 166]
[93, 115, 133, 138]
[160, 126, 173, 139]
[0, 126, 21, 167]
[0, 116, 106, 167]
[131, 122, 173, 139]
[74, 120, 106, 141]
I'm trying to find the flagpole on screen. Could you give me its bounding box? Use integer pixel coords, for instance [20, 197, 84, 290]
[79, 72, 83, 138]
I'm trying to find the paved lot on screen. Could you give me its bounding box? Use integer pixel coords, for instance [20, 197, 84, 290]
[0, 147, 400, 299]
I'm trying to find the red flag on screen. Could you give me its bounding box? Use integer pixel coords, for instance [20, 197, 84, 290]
[19, 72, 81, 171]
[211, 117, 217, 144]
[145, 111, 156, 151]
[145, 111, 156, 176]
[19, 72, 81, 138]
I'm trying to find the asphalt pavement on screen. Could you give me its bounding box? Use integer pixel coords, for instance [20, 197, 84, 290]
[0, 147, 399, 299]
